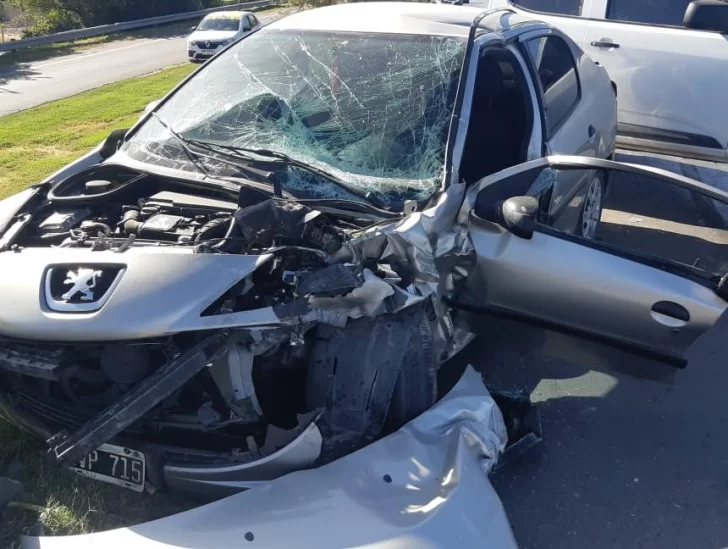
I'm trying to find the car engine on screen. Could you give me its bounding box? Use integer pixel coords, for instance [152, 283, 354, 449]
[0, 163, 458, 486]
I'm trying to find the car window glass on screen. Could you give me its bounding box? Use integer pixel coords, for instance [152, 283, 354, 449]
[123, 31, 466, 207]
[606, 0, 693, 27]
[197, 17, 240, 32]
[531, 167, 728, 280]
[474, 167, 545, 221]
[511, 0, 583, 16]
[524, 37, 579, 135]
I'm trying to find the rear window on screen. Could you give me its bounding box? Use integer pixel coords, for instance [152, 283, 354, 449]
[511, 0, 583, 16]
[606, 0, 694, 27]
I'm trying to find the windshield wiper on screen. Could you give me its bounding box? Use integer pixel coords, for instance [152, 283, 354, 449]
[151, 112, 211, 178]
[150, 113, 277, 186]
[186, 141, 391, 210]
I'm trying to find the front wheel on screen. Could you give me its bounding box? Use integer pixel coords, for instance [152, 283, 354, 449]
[577, 171, 605, 240]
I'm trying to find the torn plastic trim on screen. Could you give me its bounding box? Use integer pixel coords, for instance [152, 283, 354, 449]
[163, 411, 323, 496]
[23, 366, 516, 549]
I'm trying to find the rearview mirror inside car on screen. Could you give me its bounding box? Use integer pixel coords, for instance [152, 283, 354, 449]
[684, 0, 728, 33]
[499, 196, 538, 239]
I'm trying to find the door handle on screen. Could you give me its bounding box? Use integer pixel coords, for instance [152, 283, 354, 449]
[591, 41, 620, 49]
[651, 301, 690, 328]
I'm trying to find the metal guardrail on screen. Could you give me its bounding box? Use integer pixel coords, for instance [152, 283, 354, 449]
[0, 0, 277, 53]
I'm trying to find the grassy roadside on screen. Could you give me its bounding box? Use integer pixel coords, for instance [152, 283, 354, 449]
[0, 3, 284, 68]
[0, 63, 195, 200]
[0, 422, 202, 548]
[0, 63, 204, 547]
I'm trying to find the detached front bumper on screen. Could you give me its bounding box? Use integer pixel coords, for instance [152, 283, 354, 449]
[23, 366, 516, 549]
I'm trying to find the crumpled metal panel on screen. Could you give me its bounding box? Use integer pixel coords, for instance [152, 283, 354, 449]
[23, 366, 515, 549]
[163, 414, 324, 496]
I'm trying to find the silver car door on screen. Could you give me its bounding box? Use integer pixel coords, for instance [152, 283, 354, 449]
[454, 156, 728, 368]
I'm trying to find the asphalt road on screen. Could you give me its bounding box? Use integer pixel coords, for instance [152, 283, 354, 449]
[0, 10, 285, 117]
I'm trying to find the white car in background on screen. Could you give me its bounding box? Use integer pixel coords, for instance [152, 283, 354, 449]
[485, 0, 728, 164]
[187, 10, 262, 62]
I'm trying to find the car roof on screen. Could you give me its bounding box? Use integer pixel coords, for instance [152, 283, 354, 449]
[201, 11, 251, 21]
[268, 2, 546, 38]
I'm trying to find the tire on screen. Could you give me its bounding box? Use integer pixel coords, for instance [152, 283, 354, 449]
[577, 171, 605, 240]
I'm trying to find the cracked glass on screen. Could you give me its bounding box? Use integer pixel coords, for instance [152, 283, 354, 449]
[121, 29, 466, 207]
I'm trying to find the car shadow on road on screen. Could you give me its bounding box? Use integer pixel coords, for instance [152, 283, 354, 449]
[453, 310, 728, 549]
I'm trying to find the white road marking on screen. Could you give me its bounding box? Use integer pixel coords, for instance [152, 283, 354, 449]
[33, 38, 171, 69]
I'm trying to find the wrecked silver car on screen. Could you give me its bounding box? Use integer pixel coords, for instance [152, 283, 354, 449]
[0, 2, 726, 500]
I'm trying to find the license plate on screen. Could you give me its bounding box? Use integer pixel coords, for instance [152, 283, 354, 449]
[70, 443, 146, 492]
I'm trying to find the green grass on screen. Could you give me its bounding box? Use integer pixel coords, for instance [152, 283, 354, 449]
[0, 63, 208, 546]
[0, 63, 196, 200]
[0, 421, 201, 548]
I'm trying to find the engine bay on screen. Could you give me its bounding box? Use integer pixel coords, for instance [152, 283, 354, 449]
[9, 164, 359, 256]
[0, 162, 458, 485]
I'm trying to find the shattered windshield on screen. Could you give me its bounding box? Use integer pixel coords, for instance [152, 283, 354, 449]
[121, 29, 466, 207]
[197, 17, 241, 31]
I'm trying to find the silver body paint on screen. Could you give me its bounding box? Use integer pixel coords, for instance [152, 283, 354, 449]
[24, 367, 516, 549]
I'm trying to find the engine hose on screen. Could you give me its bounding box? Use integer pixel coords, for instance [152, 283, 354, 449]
[81, 222, 113, 235]
[195, 217, 231, 244]
[121, 209, 144, 235]
[212, 217, 244, 253]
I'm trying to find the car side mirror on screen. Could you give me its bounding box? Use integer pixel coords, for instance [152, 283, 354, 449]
[498, 196, 538, 239]
[684, 0, 728, 32]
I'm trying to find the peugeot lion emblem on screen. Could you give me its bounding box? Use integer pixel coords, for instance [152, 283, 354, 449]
[45, 265, 125, 313]
[62, 268, 103, 302]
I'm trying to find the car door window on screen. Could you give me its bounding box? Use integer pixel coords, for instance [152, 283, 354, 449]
[524, 36, 580, 136]
[511, 0, 583, 16]
[606, 0, 693, 27]
[532, 166, 728, 283]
